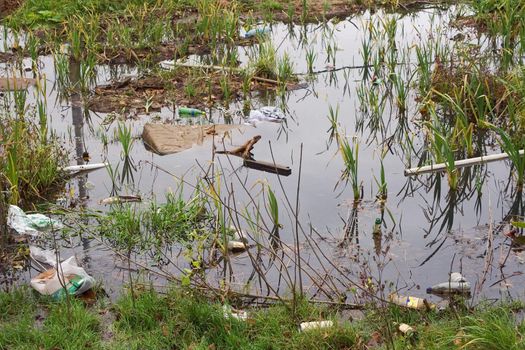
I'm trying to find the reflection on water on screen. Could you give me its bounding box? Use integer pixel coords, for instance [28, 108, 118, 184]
[2, 7, 525, 302]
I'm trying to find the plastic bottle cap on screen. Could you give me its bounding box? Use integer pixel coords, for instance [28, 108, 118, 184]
[375, 218, 381, 224]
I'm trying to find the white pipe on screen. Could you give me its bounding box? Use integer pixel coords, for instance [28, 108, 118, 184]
[63, 163, 109, 174]
[404, 150, 525, 176]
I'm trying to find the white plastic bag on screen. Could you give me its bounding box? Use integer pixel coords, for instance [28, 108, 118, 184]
[30, 246, 59, 267]
[30, 256, 95, 300]
[8, 205, 63, 236]
[247, 106, 285, 125]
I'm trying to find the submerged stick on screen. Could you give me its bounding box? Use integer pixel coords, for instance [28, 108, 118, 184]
[404, 150, 525, 176]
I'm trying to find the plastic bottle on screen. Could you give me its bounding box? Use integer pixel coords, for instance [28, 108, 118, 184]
[242, 27, 270, 39]
[300, 320, 333, 332]
[372, 218, 381, 235]
[426, 281, 471, 295]
[52, 275, 84, 300]
[389, 293, 435, 310]
[178, 107, 205, 116]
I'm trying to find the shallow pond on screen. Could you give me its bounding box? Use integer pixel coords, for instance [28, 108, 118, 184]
[1, 5, 524, 304]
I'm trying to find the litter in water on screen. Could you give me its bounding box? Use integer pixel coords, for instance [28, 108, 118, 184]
[241, 26, 270, 39]
[99, 195, 142, 205]
[142, 123, 240, 155]
[30, 256, 95, 300]
[8, 205, 63, 236]
[246, 106, 285, 125]
[63, 163, 109, 175]
[426, 272, 471, 295]
[389, 293, 435, 310]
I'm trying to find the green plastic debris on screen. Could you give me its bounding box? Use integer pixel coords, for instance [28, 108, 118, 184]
[7, 205, 63, 236]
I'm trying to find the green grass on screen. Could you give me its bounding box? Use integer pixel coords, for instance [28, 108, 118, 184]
[0, 286, 523, 349]
[0, 287, 101, 350]
[1, 113, 67, 206]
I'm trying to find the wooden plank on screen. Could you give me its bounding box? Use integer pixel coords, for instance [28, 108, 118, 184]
[243, 159, 292, 176]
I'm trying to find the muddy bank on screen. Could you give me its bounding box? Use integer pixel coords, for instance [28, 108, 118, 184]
[0, 0, 21, 18]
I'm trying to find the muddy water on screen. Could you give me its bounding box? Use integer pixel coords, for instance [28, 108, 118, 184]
[2, 6, 524, 303]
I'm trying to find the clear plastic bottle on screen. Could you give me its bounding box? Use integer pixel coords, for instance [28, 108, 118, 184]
[389, 293, 435, 310]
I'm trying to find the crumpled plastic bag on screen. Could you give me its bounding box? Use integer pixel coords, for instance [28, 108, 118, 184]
[30, 256, 95, 300]
[246, 106, 285, 125]
[30, 246, 59, 267]
[7, 205, 63, 236]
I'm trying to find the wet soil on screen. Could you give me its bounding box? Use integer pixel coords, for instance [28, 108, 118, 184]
[88, 68, 288, 114]
[0, 0, 22, 18]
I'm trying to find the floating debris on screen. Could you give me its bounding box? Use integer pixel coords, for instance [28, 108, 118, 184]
[426, 272, 471, 295]
[63, 163, 109, 175]
[142, 123, 239, 155]
[99, 195, 142, 205]
[227, 240, 247, 253]
[30, 256, 95, 301]
[389, 293, 435, 310]
[8, 205, 63, 236]
[246, 106, 285, 125]
[178, 107, 205, 116]
[241, 26, 270, 39]
[0, 77, 37, 90]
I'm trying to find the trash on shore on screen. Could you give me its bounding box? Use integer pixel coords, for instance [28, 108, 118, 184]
[142, 123, 239, 155]
[0, 77, 37, 90]
[99, 195, 142, 205]
[426, 272, 471, 295]
[398, 323, 415, 335]
[246, 106, 285, 125]
[300, 320, 334, 332]
[223, 305, 249, 321]
[8, 205, 63, 236]
[63, 163, 109, 175]
[389, 293, 435, 310]
[30, 256, 95, 300]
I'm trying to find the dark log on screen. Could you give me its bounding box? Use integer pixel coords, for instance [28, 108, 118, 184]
[243, 159, 291, 176]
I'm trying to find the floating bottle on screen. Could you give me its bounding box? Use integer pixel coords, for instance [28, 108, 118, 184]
[372, 218, 381, 235]
[372, 218, 382, 255]
[242, 27, 270, 39]
[178, 107, 205, 116]
[389, 293, 435, 310]
[426, 272, 471, 295]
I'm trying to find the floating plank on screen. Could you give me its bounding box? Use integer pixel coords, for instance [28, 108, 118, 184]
[243, 159, 291, 176]
[0, 77, 37, 91]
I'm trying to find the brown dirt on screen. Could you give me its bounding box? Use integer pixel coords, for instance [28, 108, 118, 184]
[258, 0, 452, 23]
[87, 67, 292, 114]
[0, 0, 22, 18]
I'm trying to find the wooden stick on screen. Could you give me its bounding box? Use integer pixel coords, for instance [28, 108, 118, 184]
[404, 150, 524, 176]
[216, 135, 261, 159]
